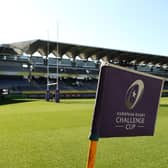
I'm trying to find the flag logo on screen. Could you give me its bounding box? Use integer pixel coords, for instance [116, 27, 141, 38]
[125, 80, 144, 110]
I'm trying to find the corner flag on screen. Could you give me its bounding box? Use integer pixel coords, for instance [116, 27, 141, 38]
[86, 64, 164, 168]
[90, 64, 164, 139]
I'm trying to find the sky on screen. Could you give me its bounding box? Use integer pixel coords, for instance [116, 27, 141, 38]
[1, 0, 168, 56]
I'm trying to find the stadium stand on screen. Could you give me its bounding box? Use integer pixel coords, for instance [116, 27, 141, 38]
[0, 39, 168, 99]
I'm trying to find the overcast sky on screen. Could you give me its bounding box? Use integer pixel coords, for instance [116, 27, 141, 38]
[1, 0, 168, 56]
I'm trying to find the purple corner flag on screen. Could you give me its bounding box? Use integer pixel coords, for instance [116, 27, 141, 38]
[89, 65, 164, 140]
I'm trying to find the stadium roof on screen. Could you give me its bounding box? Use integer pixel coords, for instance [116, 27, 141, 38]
[2, 39, 168, 65]
[0, 45, 18, 55]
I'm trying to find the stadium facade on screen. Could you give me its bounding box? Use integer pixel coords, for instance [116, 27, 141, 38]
[0, 39, 168, 99]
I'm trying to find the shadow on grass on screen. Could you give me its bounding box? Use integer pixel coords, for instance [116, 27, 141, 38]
[160, 104, 168, 107]
[60, 99, 95, 105]
[0, 98, 37, 105]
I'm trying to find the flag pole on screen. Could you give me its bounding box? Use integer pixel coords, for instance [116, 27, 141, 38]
[86, 140, 98, 168]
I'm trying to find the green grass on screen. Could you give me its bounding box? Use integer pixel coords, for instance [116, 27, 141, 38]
[0, 98, 168, 168]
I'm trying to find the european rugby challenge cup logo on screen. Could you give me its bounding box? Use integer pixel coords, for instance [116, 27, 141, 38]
[125, 80, 144, 110]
